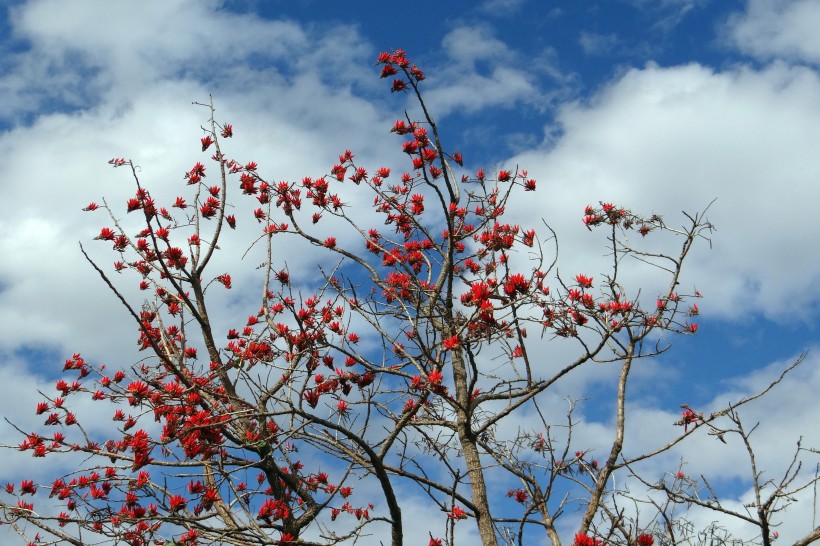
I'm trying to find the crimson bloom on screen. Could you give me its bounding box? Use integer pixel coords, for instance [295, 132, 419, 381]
[168, 494, 187, 512]
[575, 274, 593, 288]
[442, 335, 460, 350]
[573, 533, 602, 546]
[448, 506, 468, 520]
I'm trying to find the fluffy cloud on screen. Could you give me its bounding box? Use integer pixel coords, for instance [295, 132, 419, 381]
[423, 25, 564, 118]
[506, 60, 820, 321]
[0, 0, 393, 363]
[729, 0, 820, 65]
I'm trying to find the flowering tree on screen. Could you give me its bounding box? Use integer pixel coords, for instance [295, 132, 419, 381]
[1, 50, 817, 546]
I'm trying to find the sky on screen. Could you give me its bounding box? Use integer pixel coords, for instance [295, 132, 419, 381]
[1, 0, 820, 543]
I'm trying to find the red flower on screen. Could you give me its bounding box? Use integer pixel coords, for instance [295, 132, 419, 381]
[217, 274, 232, 289]
[168, 494, 187, 512]
[126, 381, 150, 404]
[575, 274, 593, 288]
[201, 135, 214, 151]
[573, 533, 602, 546]
[637, 534, 654, 546]
[303, 389, 319, 408]
[442, 335, 460, 350]
[506, 488, 527, 503]
[448, 506, 468, 520]
[390, 120, 409, 134]
[95, 228, 116, 241]
[336, 400, 350, 416]
[504, 273, 529, 297]
[402, 140, 419, 154]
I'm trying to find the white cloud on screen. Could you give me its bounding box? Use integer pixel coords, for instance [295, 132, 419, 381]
[423, 25, 565, 117]
[628, 0, 706, 32]
[0, 0, 396, 365]
[479, 0, 526, 16]
[728, 0, 820, 65]
[579, 32, 622, 56]
[505, 60, 820, 321]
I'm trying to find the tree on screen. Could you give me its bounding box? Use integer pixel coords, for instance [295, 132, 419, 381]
[1, 49, 816, 546]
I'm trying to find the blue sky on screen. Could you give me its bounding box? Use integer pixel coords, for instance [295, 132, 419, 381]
[1, 0, 820, 543]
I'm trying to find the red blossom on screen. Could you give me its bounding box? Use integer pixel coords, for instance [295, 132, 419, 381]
[217, 274, 232, 289]
[95, 227, 116, 241]
[442, 335, 460, 350]
[168, 494, 187, 512]
[427, 369, 444, 386]
[336, 400, 350, 416]
[303, 390, 319, 408]
[449, 506, 468, 520]
[637, 534, 655, 546]
[278, 532, 296, 545]
[573, 533, 603, 546]
[575, 274, 593, 288]
[679, 408, 700, 432]
[506, 488, 527, 503]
